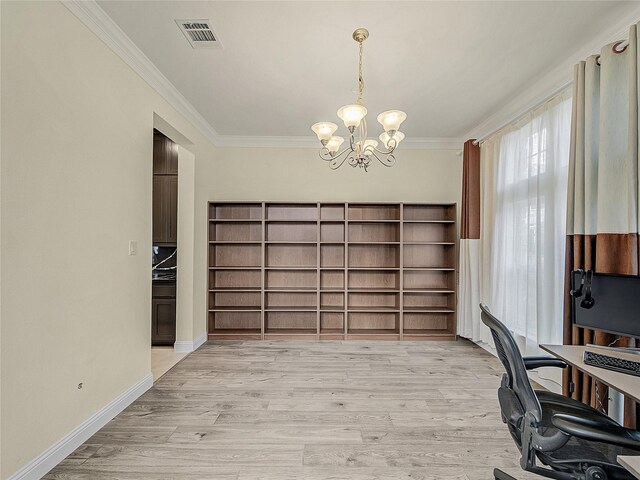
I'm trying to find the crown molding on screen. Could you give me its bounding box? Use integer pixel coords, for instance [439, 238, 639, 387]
[62, 0, 462, 151]
[402, 137, 465, 150]
[61, 0, 640, 150]
[62, 0, 220, 146]
[467, 5, 640, 142]
[213, 135, 464, 150]
[213, 135, 318, 149]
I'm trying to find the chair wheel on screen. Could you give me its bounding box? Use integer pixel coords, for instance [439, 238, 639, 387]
[493, 469, 518, 480]
[585, 466, 607, 480]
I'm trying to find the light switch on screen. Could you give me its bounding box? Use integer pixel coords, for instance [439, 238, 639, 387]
[129, 240, 137, 256]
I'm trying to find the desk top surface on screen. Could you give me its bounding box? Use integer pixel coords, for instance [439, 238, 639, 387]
[540, 344, 640, 403]
[618, 456, 640, 479]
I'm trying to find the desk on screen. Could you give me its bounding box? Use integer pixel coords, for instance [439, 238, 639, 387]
[539, 345, 640, 403]
[618, 456, 640, 479]
[540, 344, 640, 479]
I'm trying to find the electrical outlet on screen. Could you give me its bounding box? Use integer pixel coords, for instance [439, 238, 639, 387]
[129, 240, 137, 256]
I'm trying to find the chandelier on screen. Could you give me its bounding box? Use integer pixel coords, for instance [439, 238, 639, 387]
[311, 28, 407, 172]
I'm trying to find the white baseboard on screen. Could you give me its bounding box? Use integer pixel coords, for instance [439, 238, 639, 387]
[193, 332, 207, 350]
[8, 373, 153, 480]
[174, 332, 207, 353]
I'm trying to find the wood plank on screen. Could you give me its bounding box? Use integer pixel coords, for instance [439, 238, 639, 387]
[47, 339, 531, 480]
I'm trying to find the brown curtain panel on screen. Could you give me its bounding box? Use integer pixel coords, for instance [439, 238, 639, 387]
[564, 24, 640, 428]
[461, 140, 481, 240]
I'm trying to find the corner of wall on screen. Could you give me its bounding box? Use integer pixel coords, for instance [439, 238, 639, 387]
[7, 373, 152, 480]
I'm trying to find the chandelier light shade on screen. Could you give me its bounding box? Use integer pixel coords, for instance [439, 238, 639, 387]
[326, 135, 345, 154]
[311, 122, 338, 141]
[377, 110, 407, 133]
[311, 28, 407, 171]
[337, 104, 368, 128]
[379, 131, 405, 146]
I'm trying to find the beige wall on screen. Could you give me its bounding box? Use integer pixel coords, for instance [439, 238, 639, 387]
[0, 1, 462, 478]
[0, 2, 217, 477]
[191, 148, 463, 338]
[177, 147, 197, 344]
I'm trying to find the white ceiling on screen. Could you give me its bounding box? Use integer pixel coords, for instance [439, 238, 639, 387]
[98, 1, 639, 141]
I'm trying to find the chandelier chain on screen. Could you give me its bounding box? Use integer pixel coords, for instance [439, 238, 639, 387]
[357, 40, 364, 105]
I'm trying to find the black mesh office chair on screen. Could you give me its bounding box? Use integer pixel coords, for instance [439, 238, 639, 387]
[479, 303, 640, 480]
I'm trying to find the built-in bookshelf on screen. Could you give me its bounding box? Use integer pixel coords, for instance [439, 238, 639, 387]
[208, 202, 457, 340]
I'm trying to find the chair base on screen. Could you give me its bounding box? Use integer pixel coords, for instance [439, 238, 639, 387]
[494, 469, 519, 480]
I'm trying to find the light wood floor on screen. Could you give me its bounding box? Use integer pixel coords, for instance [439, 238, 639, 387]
[151, 347, 188, 382]
[45, 339, 538, 480]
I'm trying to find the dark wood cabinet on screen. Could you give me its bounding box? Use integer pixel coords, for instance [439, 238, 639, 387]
[152, 176, 165, 243]
[153, 131, 178, 175]
[152, 130, 178, 245]
[152, 283, 176, 346]
[166, 176, 178, 244]
[152, 130, 178, 345]
[153, 176, 178, 245]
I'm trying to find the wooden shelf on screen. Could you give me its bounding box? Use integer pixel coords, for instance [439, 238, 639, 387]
[348, 267, 400, 271]
[403, 307, 455, 313]
[348, 307, 400, 312]
[210, 219, 262, 223]
[265, 241, 317, 244]
[209, 266, 261, 270]
[264, 266, 317, 270]
[265, 288, 316, 292]
[403, 267, 455, 271]
[209, 307, 261, 312]
[265, 219, 317, 223]
[403, 220, 455, 224]
[265, 329, 317, 335]
[347, 220, 400, 223]
[208, 202, 457, 340]
[209, 329, 262, 335]
[404, 288, 455, 293]
[209, 287, 261, 292]
[350, 288, 399, 292]
[348, 329, 400, 335]
[348, 242, 400, 245]
[265, 306, 317, 311]
[403, 242, 455, 245]
[209, 241, 261, 244]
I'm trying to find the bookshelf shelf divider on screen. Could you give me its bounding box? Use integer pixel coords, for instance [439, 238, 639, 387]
[208, 202, 456, 340]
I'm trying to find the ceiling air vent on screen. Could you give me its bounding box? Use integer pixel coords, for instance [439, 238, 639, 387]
[175, 20, 221, 49]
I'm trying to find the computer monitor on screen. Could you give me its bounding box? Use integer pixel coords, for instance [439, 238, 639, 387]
[571, 270, 640, 338]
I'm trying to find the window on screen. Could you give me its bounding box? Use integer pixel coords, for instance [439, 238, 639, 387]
[488, 94, 572, 347]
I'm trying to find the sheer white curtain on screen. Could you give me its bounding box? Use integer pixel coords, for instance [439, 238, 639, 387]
[480, 91, 572, 352]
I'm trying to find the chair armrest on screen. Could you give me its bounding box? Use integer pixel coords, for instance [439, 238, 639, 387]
[552, 413, 640, 451]
[523, 356, 567, 370]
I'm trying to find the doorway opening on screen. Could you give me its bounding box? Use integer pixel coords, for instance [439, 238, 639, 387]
[151, 129, 185, 380]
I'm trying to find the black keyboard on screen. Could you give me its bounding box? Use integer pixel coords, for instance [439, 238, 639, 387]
[584, 351, 640, 377]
